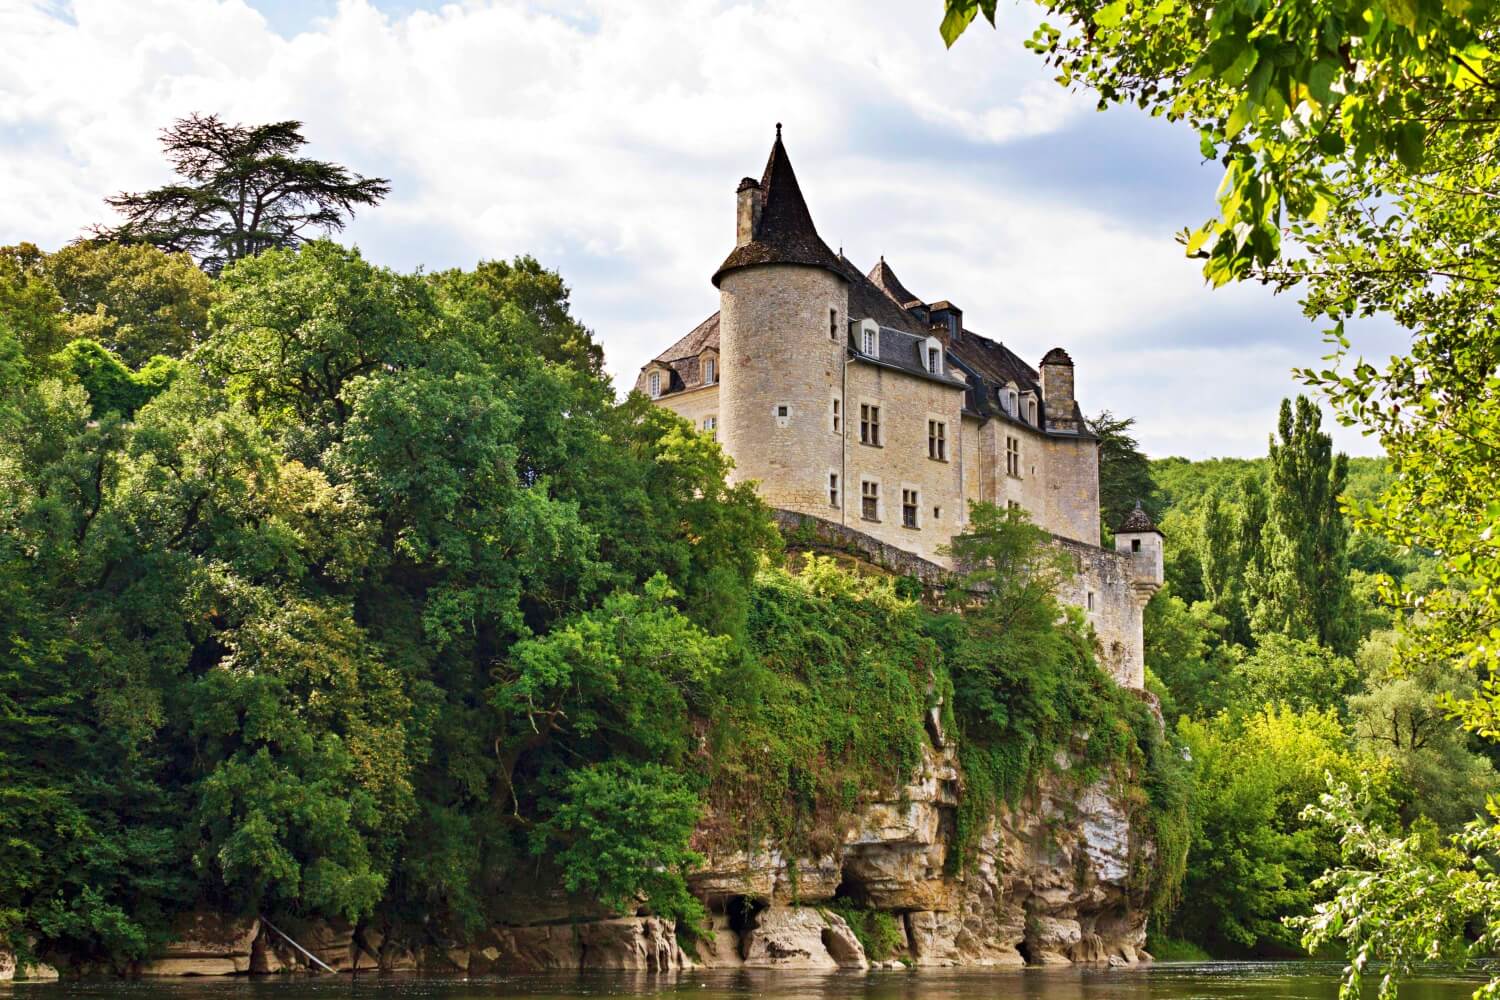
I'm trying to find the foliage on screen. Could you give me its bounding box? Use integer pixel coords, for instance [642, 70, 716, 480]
[1349, 632, 1497, 830]
[1234, 634, 1361, 716]
[1144, 587, 1240, 722]
[0, 243, 67, 361]
[704, 558, 938, 860]
[1088, 409, 1160, 535]
[52, 340, 180, 418]
[91, 115, 389, 273]
[45, 242, 209, 365]
[824, 900, 906, 961]
[1295, 783, 1487, 1000]
[1247, 397, 1356, 655]
[938, 0, 1500, 976]
[1169, 706, 1394, 954]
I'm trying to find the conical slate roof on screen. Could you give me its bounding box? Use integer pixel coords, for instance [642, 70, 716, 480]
[1118, 501, 1161, 535]
[712, 127, 846, 287]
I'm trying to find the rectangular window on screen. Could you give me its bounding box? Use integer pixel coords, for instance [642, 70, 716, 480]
[927, 346, 941, 374]
[829, 309, 838, 341]
[703, 357, 716, 384]
[861, 480, 879, 521]
[832, 398, 841, 433]
[648, 372, 661, 398]
[828, 473, 839, 508]
[862, 328, 877, 356]
[860, 404, 881, 446]
[1086, 591, 1096, 611]
[777, 404, 789, 418]
[1006, 436, 1021, 478]
[902, 489, 919, 528]
[933, 506, 942, 521]
[928, 420, 946, 461]
[1132, 538, 1142, 552]
[702, 415, 716, 433]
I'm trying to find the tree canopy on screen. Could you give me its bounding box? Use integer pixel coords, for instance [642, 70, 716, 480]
[92, 115, 389, 273]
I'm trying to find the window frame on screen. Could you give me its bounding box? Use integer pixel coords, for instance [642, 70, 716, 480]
[860, 403, 881, 446]
[828, 472, 840, 508]
[928, 419, 947, 461]
[860, 479, 880, 522]
[648, 371, 661, 398]
[901, 488, 920, 529]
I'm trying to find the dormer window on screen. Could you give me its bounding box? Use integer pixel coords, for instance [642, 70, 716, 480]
[862, 326, 878, 357]
[925, 338, 943, 375]
[1000, 384, 1019, 416]
[1027, 397, 1037, 425]
[648, 371, 662, 398]
[702, 356, 716, 385]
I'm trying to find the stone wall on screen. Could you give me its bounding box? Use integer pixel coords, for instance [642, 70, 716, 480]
[654, 382, 719, 436]
[1053, 536, 1147, 689]
[719, 263, 848, 518]
[842, 359, 968, 564]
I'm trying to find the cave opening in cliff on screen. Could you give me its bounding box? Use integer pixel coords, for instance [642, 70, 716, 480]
[724, 895, 765, 936]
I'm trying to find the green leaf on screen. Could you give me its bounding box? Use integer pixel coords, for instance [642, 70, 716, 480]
[940, 2, 980, 46]
[1307, 58, 1340, 105]
[1226, 97, 1255, 138]
[1394, 121, 1426, 169]
[1094, 0, 1129, 27]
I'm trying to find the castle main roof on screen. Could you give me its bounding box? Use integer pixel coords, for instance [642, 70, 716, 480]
[712, 128, 846, 287]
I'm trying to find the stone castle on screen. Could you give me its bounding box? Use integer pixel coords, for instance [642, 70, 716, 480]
[637, 127, 1162, 688]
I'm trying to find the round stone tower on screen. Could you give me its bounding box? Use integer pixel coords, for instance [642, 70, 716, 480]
[713, 127, 849, 517]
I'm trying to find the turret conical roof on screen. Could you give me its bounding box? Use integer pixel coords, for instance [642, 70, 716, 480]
[712, 128, 846, 287]
[1118, 501, 1161, 535]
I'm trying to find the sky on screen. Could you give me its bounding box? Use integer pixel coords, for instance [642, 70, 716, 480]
[0, 0, 1404, 458]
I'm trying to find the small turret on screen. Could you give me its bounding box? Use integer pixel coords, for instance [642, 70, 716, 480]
[1115, 501, 1164, 593]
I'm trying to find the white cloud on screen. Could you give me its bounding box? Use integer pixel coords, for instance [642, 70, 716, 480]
[0, 0, 1383, 458]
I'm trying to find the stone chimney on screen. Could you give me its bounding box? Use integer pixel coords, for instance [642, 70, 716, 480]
[1039, 347, 1077, 432]
[736, 177, 763, 247]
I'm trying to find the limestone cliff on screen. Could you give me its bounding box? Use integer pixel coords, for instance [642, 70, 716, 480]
[19, 728, 1154, 978]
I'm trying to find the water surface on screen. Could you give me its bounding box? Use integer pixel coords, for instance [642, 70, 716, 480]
[10, 964, 1489, 1000]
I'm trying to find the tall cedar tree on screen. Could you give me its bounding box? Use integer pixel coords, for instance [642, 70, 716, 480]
[1247, 397, 1355, 655]
[1088, 410, 1159, 534]
[92, 115, 389, 273]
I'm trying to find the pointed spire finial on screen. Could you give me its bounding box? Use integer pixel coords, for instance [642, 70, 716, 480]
[775, 122, 782, 140]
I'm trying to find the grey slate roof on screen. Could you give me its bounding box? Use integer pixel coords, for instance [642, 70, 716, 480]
[1118, 501, 1161, 535]
[634, 312, 718, 395]
[712, 129, 846, 287]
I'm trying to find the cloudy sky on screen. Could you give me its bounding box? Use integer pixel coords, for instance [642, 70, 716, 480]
[1, 0, 1401, 458]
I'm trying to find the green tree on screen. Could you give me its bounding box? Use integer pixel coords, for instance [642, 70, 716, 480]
[1234, 633, 1361, 716]
[1247, 397, 1355, 654]
[93, 115, 388, 273]
[0, 243, 66, 361]
[1144, 587, 1241, 721]
[45, 242, 209, 365]
[1172, 706, 1393, 955]
[1088, 410, 1159, 535]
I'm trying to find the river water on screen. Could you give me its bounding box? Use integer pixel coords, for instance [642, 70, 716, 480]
[4, 965, 1489, 1000]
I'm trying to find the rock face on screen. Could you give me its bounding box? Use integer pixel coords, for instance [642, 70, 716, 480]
[139, 913, 260, 976]
[66, 728, 1152, 977]
[741, 908, 866, 969]
[687, 744, 1151, 969]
